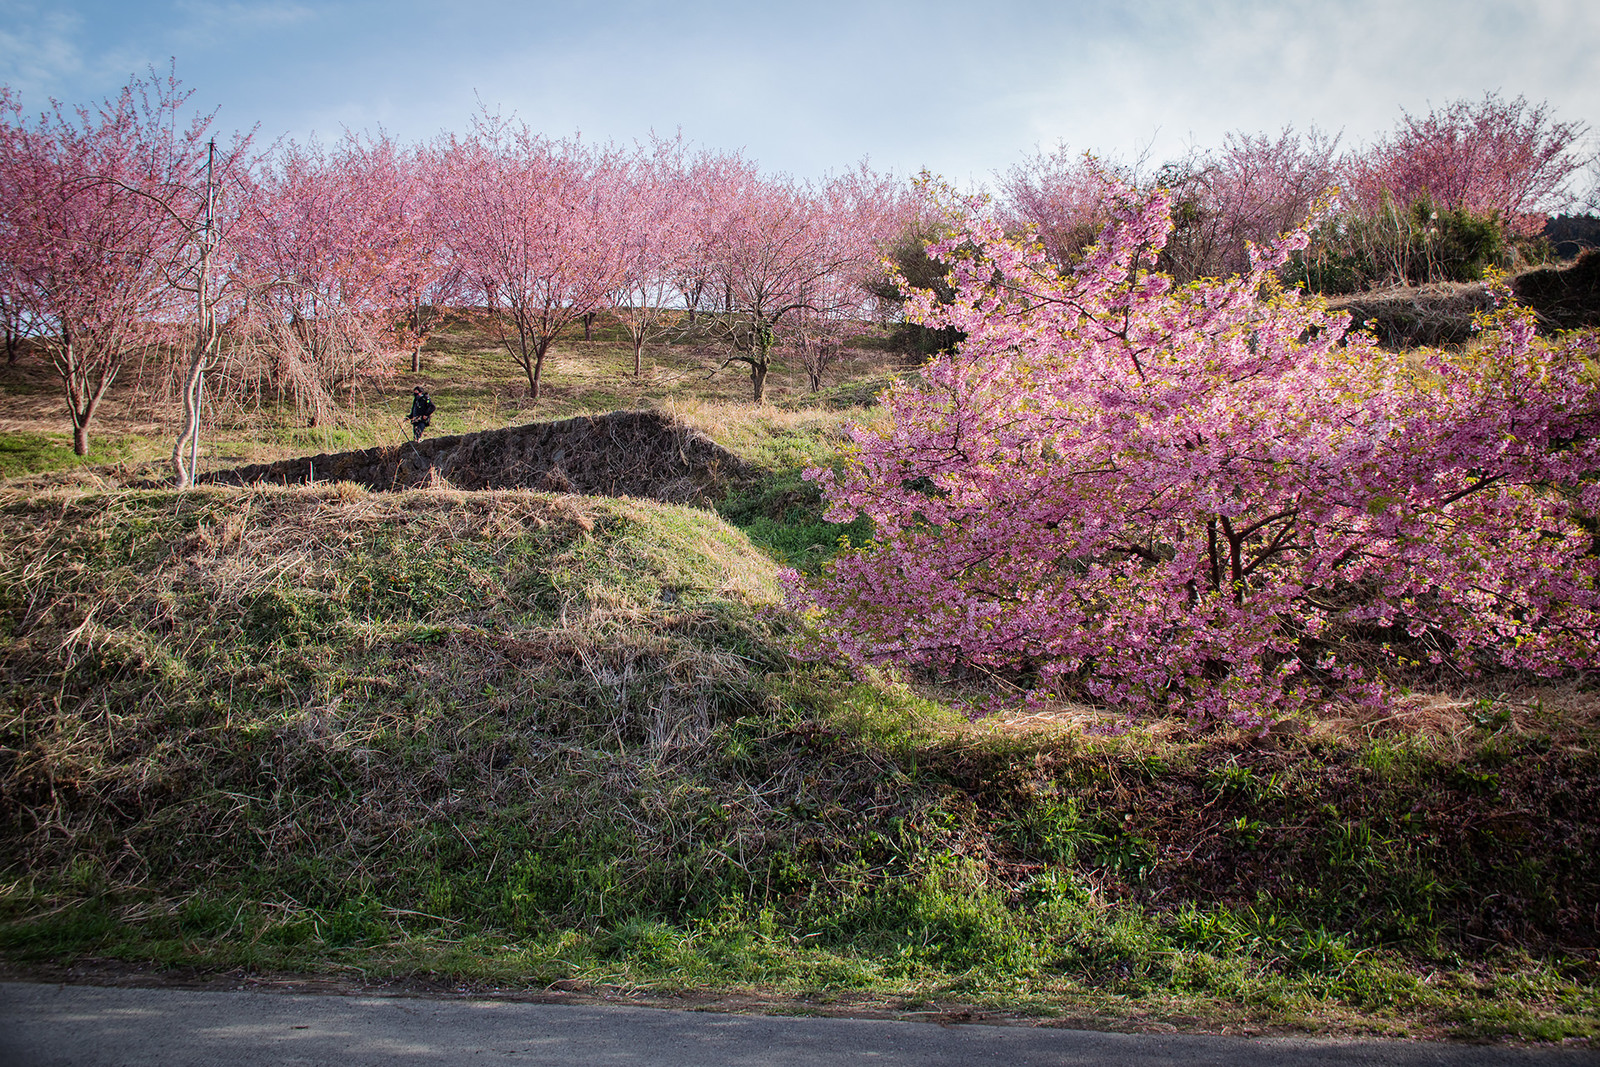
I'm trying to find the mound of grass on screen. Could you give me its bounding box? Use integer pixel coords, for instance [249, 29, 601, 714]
[1329, 284, 1497, 350]
[1, 484, 1598, 1040]
[1513, 249, 1600, 333]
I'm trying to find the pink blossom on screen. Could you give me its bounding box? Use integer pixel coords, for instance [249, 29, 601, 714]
[790, 182, 1600, 723]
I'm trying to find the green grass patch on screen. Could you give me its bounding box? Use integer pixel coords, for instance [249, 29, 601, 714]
[720, 472, 872, 574]
[1, 484, 1598, 1040]
[0, 430, 142, 478]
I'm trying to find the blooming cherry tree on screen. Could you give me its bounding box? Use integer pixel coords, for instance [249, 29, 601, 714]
[705, 166, 902, 401]
[1343, 93, 1587, 236]
[1198, 127, 1342, 276]
[360, 137, 462, 375]
[238, 137, 414, 418]
[613, 138, 692, 377]
[998, 147, 1130, 269]
[792, 186, 1600, 724]
[0, 72, 213, 455]
[444, 116, 629, 399]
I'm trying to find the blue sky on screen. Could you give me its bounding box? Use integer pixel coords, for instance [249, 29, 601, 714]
[2, 0, 1596, 186]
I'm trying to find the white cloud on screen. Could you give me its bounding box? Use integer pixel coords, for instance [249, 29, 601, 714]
[3, 0, 1594, 182]
[0, 2, 87, 97]
[983, 0, 1597, 182]
[171, 0, 318, 40]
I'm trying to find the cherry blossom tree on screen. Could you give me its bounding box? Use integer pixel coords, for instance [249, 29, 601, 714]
[998, 147, 1130, 269]
[0, 281, 34, 366]
[238, 141, 376, 419]
[789, 299, 851, 392]
[1209, 127, 1341, 263]
[701, 174, 820, 401]
[0, 71, 213, 455]
[705, 166, 901, 401]
[239, 133, 452, 422]
[357, 137, 461, 375]
[1343, 93, 1587, 237]
[444, 115, 628, 399]
[613, 138, 691, 377]
[792, 186, 1600, 725]
[668, 149, 761, 327]
[0, 124, 30, 366]
[1158, 127, 1340, 281]
[999, 133, 1338, 282]
[1306, 95, 1591, 288]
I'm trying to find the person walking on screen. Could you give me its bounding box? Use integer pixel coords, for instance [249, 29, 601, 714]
[407, 386, 435, 440]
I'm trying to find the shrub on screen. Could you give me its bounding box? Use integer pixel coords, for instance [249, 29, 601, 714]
[1289, 196, 1512, 293]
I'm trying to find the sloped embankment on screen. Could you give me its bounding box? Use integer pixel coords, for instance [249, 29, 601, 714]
[1327, 252, 1600, 350]
[1329, 285, 1497, 349]
[198, 409, 750, 502]
[1513, 249, 1600, 333]
[0, 487, 841, 929]
[2, 488, 1599, 1034]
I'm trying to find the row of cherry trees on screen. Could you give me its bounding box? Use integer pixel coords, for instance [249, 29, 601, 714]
[997, 93, 1590, 288]
[1, 74, 1590, 478]
[0, 71, 913, 475]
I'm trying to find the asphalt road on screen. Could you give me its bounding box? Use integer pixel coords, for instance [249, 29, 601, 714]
[3, 982, 1597, 1066]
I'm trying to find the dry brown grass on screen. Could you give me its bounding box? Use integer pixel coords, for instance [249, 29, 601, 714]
[982, 680, 1600, 748]
[1311, 681, 1600, 752]
[0, 484, 809, 913]
[1330, 282, 1497, 349]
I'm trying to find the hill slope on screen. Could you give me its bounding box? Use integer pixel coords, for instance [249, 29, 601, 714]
[1, 484, 1598, 1040]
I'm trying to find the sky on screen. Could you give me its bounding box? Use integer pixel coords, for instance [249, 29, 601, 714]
[2, 0, 1597, 188]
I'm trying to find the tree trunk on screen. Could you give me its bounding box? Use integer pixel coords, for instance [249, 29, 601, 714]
[749, 327, 774, 403]
[173, 332, 211, 489]
[175, 175, 219, 492]
[60, 344, 110, 460]
[583, 311, 596, 342]
[634, 335, 644, 377]
[526, 343, 546, 400]
[411, 304, 426, 372]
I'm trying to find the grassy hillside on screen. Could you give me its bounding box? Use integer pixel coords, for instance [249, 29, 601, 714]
[2, 315, 1598, 1040]
[2, 483, 1598, 1040]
